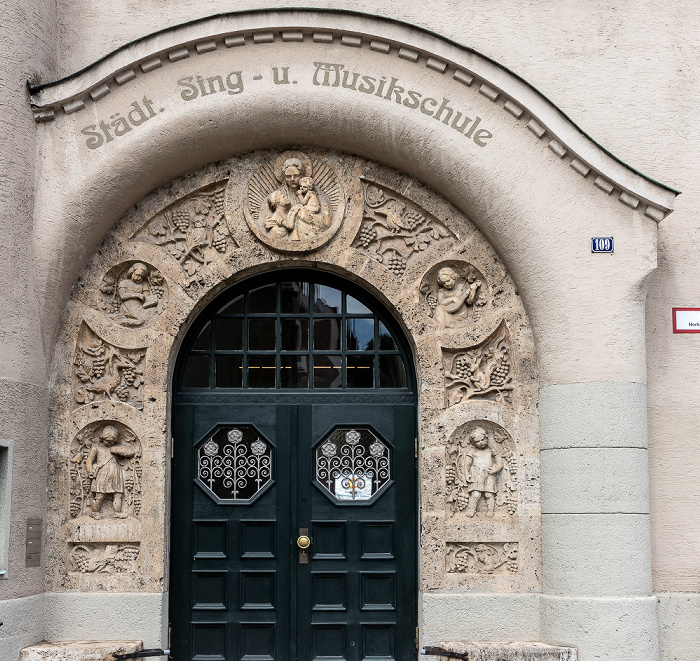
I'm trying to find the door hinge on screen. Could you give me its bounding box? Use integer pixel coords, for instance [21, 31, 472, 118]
[415, 627, 419, 651]
[415, 437, 418, 459]
[171, 438, 174, 459]
[168, 623, 172, 648]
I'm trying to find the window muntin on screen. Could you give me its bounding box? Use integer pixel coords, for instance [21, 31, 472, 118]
[181, 276, 409, 390]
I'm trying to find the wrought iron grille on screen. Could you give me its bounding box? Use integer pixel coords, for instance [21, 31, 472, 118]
[196, 426, 273, 503]
[315, 428, 391, 502]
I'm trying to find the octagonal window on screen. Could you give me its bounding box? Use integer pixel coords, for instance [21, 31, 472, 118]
[315, 428, 392, 503]
[196, 426, 273, 504]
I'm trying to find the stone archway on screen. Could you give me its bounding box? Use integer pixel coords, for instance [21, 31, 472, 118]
[33, 9, 676, 661]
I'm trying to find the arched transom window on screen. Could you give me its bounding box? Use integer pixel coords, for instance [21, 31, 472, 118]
[178, 272, 410, 390]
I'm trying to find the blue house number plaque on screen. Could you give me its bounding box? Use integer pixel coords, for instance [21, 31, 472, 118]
[591, 237, 614, 253]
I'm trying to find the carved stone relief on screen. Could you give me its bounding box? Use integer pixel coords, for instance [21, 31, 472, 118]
[49, 149, 540, 595]
[69, 421, 142, 520]
[352, 180, 453, 276]
[72, 323, 146, 410]
[68, 542, 140, 573]
[133, 181, 235, 277]
[443, 321, 513, 407]
[445, 542, 518, 574]
[445, 420, 518, 517]
[420, 261, 489, 327]
[243, 150, 345, 252]
[99, 261, 167, 328]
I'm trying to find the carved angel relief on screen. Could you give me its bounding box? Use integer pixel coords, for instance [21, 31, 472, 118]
[133, 181, 235, 278]
[420, 261, 489, 327]
[352, 180, 453, 276]
[99, 261, 167, 328]
[72, 323, 146, 410]
[445, 542, 518, 574]
[443, 321, 513, 407]
[244, 150, 345, 252]
[69, 421, 142, 520]
[69, 542, 140, 574]
[445, 420, 518, 517]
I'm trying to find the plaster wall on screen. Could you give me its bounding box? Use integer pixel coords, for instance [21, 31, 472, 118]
[47, 0, 700, 599]
[0, 2, 698, 660]
[0, 0, 56, 608]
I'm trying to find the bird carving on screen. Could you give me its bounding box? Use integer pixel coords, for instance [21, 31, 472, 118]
[375, 200, 407, 233]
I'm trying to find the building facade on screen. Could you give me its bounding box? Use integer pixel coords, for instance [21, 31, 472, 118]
[1, 3, 698, 661]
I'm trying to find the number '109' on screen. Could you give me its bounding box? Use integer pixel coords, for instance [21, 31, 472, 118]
[591, 237, 614, 253]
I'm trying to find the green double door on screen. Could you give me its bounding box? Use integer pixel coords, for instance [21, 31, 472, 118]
[170, 396, 417, 661]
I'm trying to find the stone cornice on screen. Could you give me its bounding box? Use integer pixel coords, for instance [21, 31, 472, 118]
[27, 8, 679, 219]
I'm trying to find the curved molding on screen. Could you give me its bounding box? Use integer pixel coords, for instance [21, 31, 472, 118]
[27, 9, 678, 219]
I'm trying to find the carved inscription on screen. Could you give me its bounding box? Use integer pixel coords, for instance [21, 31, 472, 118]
[99, 261, 167, 328]
[443, 321, 513, 406]
[243, 150, 345, 252]
[312, 63, 494, 147]
[69, 421, 142, 520]
[72, 323, 146, 410]
[445, 542, 518, 574]
[133, 181, 235, 277]
[420, 261, 488, 326]
[353, 180, 453, 276]
[445, 420, 518, 517]
[69, 542, 140, 573]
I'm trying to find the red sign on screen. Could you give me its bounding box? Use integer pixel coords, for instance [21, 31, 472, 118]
[672, 308, 700, 333]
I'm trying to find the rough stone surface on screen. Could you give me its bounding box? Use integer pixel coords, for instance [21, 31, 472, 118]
[656, 593, 700, 661]
[419, 593, 541, 644]
[541, 513, 652, 596]
[539, 382, 648, 450]
[46, 150, 541, 600]
[540, 595, 659, 661]
[43, 591, 167, 647]
[20, 640, 142, 661]
[438, 641, 576, 661]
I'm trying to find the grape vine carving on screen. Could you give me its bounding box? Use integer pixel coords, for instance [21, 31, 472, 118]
[352, 180, 453, 277]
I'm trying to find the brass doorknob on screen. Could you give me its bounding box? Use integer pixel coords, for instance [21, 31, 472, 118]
[297, 535, 311, 549]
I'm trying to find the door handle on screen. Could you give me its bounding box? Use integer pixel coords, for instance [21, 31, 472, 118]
[297, 527, 311, 563]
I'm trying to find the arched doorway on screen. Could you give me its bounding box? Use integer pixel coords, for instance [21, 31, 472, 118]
[170, 269, 418, 661]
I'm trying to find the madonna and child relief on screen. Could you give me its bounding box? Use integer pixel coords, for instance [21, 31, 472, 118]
[244, 150, 345, 252]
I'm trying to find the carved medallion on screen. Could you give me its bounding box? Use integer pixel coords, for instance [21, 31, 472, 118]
[133, 181, 236, 277]
[420, 261, 489, 327]
[243, 150, 345, 252]
[69, 421, 143, 520]
[443, 321, 513, 407]
[98, 261, 167, 328]
[68, 542, 140, 574]
[72, 323, 146, 410]
[352, 180, 453, 277]
[445, 420, 518, 517]
[445, 542, 518, 574]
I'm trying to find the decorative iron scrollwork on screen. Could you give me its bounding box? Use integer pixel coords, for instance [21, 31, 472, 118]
[196, 426, 273, 504]
[315, 428, 391, 502]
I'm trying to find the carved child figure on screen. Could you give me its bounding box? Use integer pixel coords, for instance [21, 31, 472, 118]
[86, 425, 135, 519]
[458, 426, 504, 517]
[117, 263, 158, 326]
[289, 176, 326, 241]
[435, 266, 481, 327]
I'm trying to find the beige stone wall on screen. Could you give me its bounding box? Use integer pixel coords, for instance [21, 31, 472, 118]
[45, 0, 700, 596]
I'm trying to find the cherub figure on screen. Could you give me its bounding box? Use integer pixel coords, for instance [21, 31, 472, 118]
[457, 426, 504, 517]
[117, 263, 159, 326]
[86, 425, 136, 519]
[435, 266, 481, 327]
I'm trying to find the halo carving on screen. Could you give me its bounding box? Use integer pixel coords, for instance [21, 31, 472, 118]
[242, 150, 345, 253]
